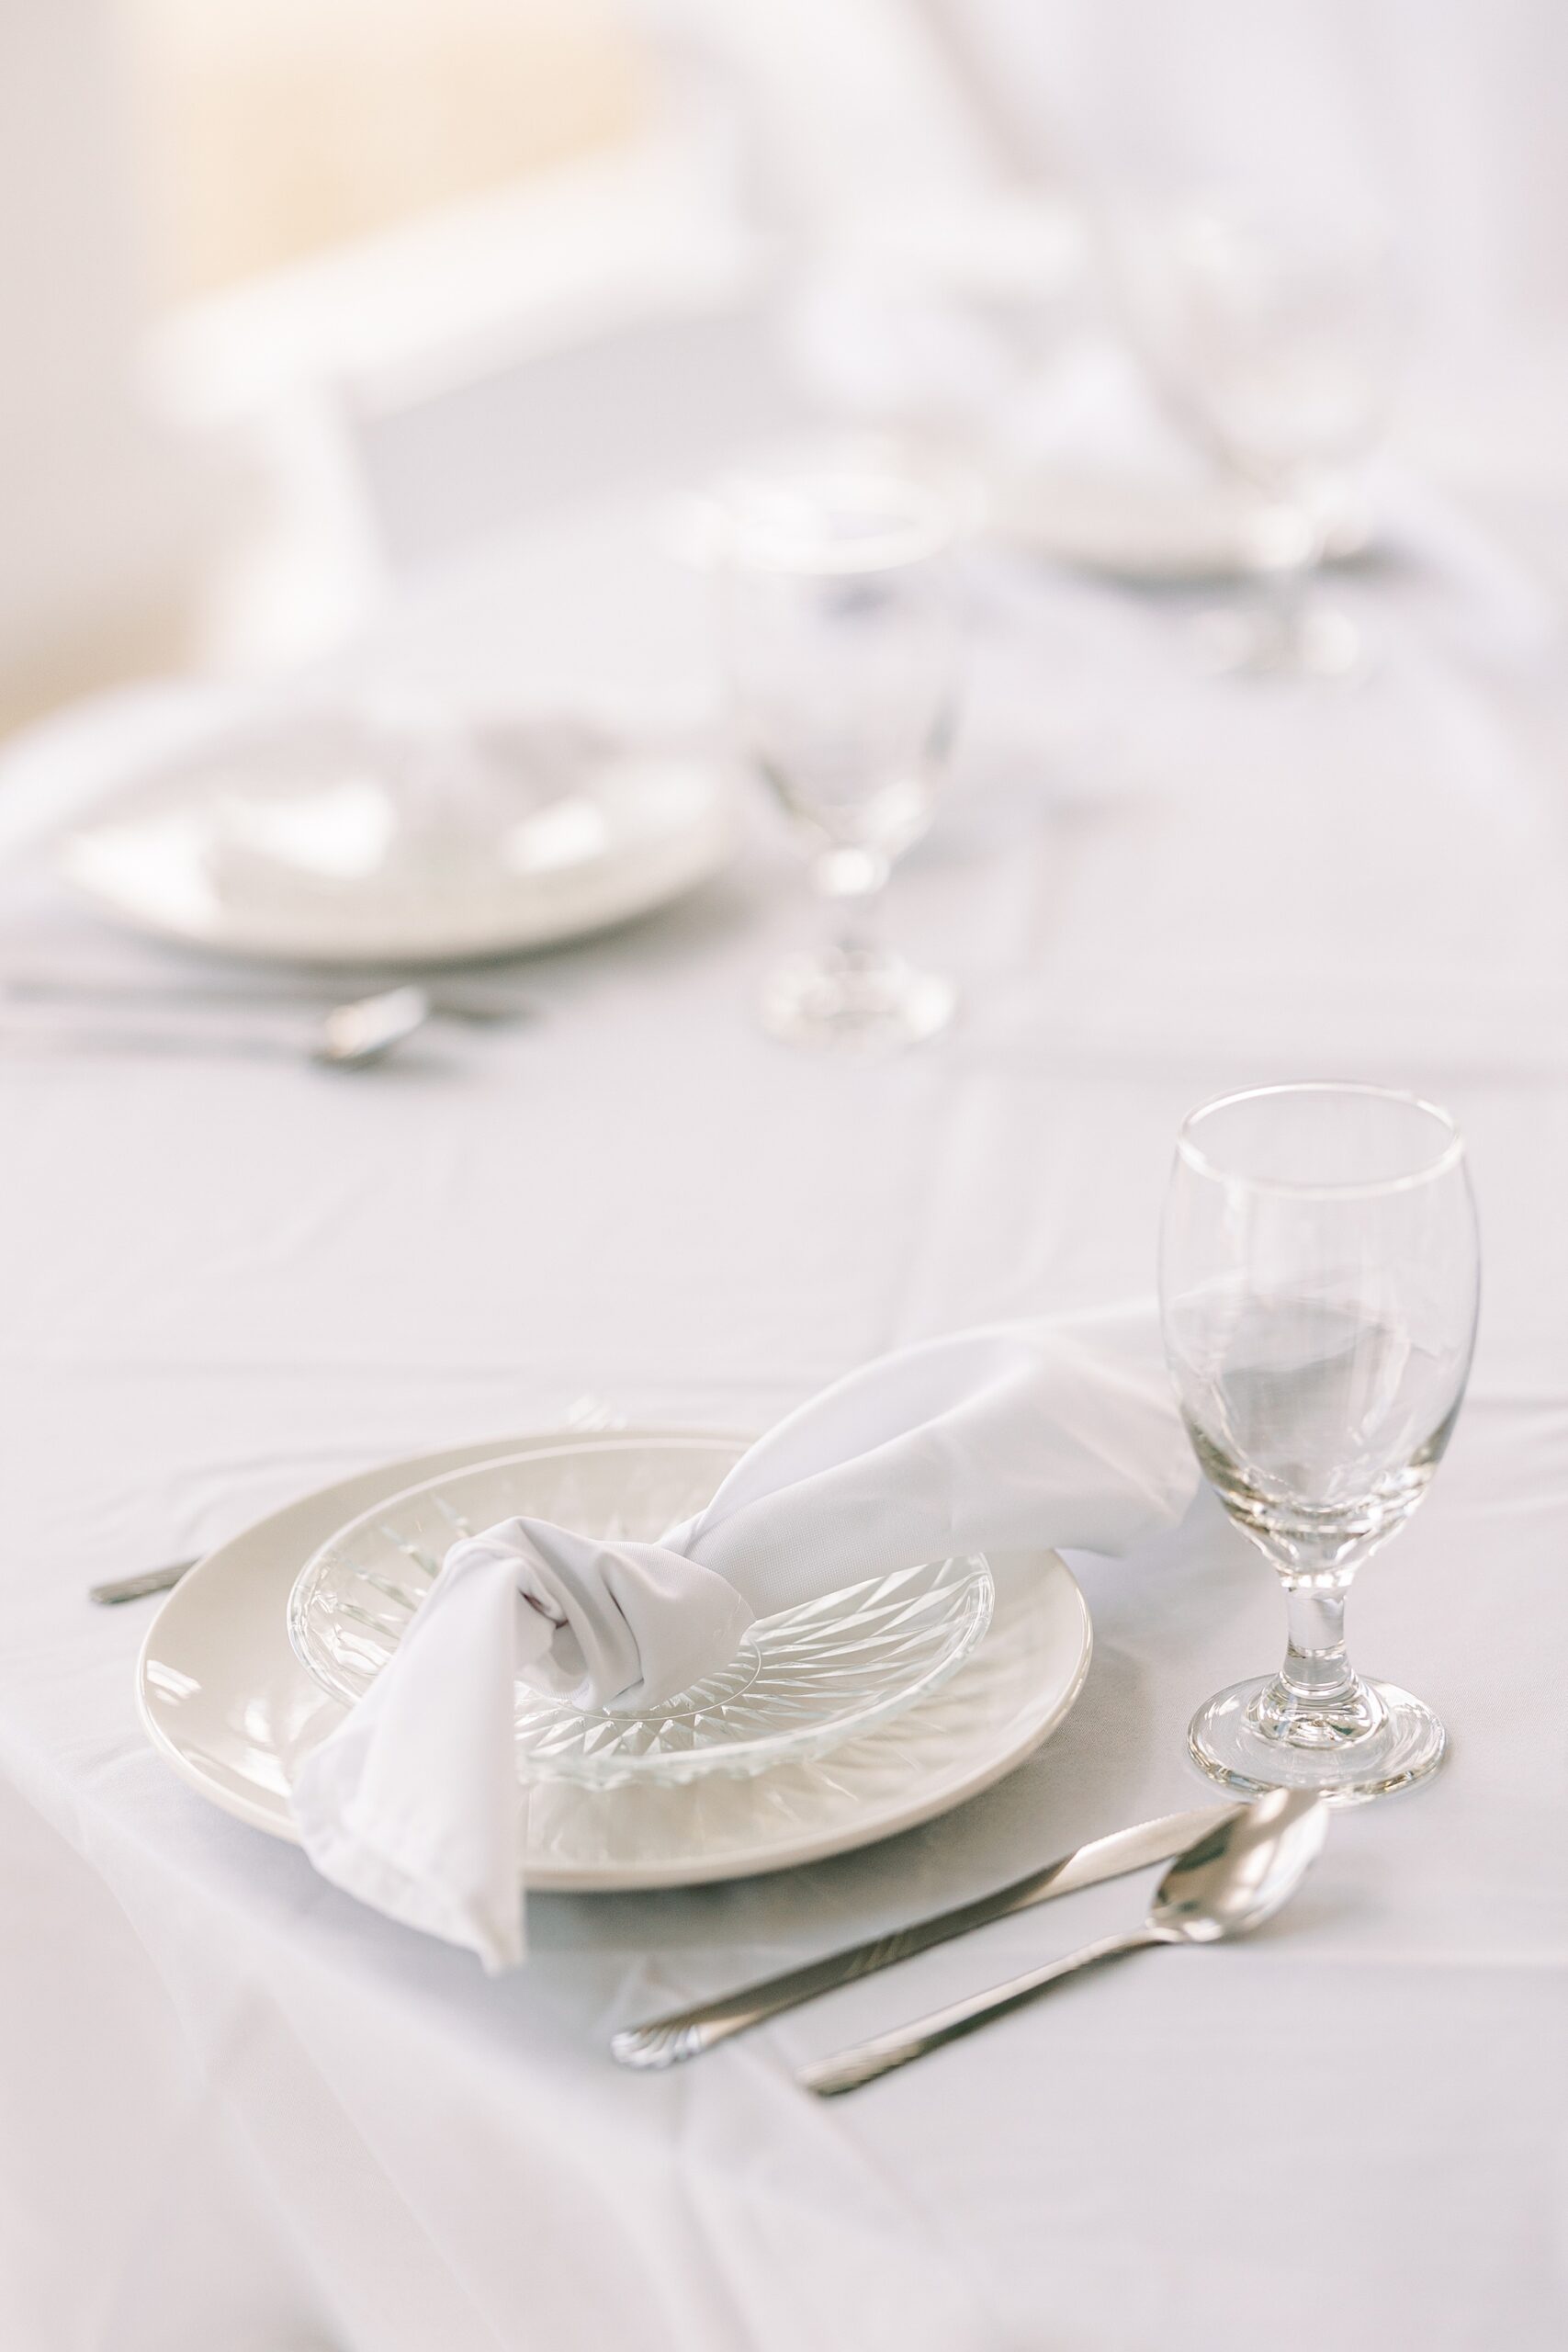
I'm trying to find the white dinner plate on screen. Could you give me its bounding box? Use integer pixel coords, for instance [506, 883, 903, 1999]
[138, 1427, 1092, 1892]
[51, 695, 736, 967]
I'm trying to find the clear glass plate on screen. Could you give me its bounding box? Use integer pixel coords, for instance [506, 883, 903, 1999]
[287, 1436, 994, 1790]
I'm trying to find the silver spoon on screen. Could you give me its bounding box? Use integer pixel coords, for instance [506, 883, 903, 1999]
[800, 1787, 1327, 2097]
[0, 985, 431, 1069]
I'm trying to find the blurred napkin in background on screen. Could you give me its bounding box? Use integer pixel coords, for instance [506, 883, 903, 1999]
[292, 1305, 1196, 1968]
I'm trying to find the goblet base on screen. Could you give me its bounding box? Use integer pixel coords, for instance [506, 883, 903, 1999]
[1189, 1674, 1447, 1805]
[760, 948, 954, 1053]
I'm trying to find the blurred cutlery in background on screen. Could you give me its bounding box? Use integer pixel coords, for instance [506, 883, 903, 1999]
[90, 1561, 200, 1606]
[3, 984, 432, 1070]
[2, 970, 536, 1025]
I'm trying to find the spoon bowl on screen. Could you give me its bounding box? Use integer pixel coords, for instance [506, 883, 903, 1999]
[1149, 1785, 1328, 1945]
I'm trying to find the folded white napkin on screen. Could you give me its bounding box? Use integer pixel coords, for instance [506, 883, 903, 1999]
[292, 1308, 1196, 1968]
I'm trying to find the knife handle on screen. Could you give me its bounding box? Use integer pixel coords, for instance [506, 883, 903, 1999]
[612, 1914, 996, 2068]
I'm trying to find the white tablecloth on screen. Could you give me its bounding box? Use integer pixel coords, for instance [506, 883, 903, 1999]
[2, 486, 1566, 2352]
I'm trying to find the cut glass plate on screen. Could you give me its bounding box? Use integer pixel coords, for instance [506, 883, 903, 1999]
[287, 1436, 994, 1790]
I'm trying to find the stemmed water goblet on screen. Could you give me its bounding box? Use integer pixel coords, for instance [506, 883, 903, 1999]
[1161, 1083, 1479, 1802]
[1123, 198, 1396, 679]
[720, 459, 963, 1051]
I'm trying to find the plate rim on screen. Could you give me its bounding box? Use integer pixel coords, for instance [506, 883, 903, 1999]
[137, 1426, 1091, 1891]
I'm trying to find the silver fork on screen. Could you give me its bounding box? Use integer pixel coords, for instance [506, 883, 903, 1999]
[4, 985, 431, 1069]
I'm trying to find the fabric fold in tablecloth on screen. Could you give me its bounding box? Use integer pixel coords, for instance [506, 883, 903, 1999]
[291, 1305, 1197, 1968]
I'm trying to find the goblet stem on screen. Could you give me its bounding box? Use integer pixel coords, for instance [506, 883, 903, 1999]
[761, 841, 951, 1050]
[813, 846, 891, 967]
[1279, 1581, 1356, 1704]
[1253, 478, 1326, 664]
[1236, 476, 1365, 679]
[1247, 1575, 1384, 1751]
[1263, 539, 1314, 661]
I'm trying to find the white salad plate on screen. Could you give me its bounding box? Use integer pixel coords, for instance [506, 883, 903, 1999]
[139, 1427, 1092, 1893]
[42, 691, 735, 966]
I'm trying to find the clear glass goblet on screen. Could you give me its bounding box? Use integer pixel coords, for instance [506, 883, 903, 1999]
[1125, 198, 1396, 681]
[721, 462, 962, 1051]
[1160, 1083, 1479, 1803]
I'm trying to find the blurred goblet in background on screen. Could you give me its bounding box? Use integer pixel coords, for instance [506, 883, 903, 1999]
[721, 458, 964, 1051]
[1122, 198, 1397, 678]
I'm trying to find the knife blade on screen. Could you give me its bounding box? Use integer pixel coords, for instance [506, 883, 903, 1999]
[610, 1802, 1240, 2068]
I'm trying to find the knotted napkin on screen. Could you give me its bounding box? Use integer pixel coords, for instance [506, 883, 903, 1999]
[292, 1307, 1196, 1968]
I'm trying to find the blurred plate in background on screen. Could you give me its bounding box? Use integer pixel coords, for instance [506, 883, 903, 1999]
[54, 698, 736, 966]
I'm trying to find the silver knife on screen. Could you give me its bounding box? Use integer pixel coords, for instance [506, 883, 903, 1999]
[610, 1803, 1239, 2068]
[89, 1560, 199, 1605]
